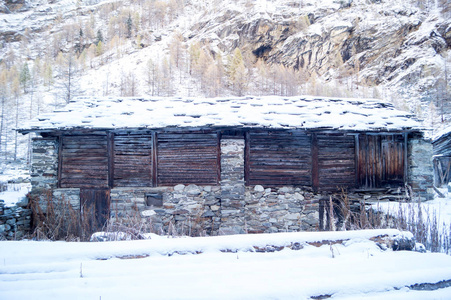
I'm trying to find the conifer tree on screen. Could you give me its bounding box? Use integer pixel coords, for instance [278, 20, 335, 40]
[20, 62, 31, 93]
[145, 58, 160, 96]
[96, 30, 104, 45]
[126, 14, 133, 38]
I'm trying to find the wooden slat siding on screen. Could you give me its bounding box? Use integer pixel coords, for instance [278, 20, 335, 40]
[157, 133, 219, 186]
[113, 134, 153, 187]
[433, 133, 451, 156]
[358, 134, 405, 188]
[60, 135, 108, 188]
[247, 130, 312, 187]
[318, 133, 356, 191]
[312, 133, 319, 192]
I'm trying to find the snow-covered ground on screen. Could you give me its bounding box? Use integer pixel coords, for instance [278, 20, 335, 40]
[0, 164, 31, 207]
[1, 229, 451, 299]
[372, 186, 451, 231]
[0, 183, 30, 207]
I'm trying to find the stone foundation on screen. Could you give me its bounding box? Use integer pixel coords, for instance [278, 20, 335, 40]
[0, 200, 32, 240]
[108, 184, 319, 236]
[109, 185, 221, 235]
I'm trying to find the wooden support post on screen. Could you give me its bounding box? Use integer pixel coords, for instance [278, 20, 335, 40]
[403, 132, 408, 185]
[152, 131, 158, 187]
[355, 134, 360, 188]
[57, 135, 63, 188]
[311, 133, 319, 193]
[107, 132, 114, 188]
[217, 132, 221, 184]
[244, 131, 250, 186]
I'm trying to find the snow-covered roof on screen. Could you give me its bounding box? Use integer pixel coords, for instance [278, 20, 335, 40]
[433, 126, 451, 142]
[19, 96, 422, 133]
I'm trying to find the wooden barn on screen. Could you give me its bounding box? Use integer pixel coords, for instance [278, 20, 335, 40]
[433, 128, 451, 186]
[20, 96, 432, 236]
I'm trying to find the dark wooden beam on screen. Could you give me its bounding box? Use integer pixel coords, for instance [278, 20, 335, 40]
[244, 131, 250, 186]
[57, 135, 63, 189]
[152, 131, 158, 187]
[355, 134, 360, 189]
[107, 131, 114, 188]
[404, 132, 408, 185]
[217, 132, 221, 184]
[311, 133, 319, 193]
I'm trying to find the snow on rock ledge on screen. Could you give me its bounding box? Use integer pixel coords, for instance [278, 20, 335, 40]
[89, 229, 418, 257]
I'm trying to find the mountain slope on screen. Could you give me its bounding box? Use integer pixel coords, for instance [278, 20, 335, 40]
[0, 0, 449, 163]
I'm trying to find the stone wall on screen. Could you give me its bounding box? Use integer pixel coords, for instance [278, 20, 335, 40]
[408, 137, 434, 200]
[30, 137, 58, 199]
[107, 184, 320, 236]
[0, 200, 31, 240]
[245, 186, 320, 233]
[218, 138, 246, 234]
[110, 185, 221, 236]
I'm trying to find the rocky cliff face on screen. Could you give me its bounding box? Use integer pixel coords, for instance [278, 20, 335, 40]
[189, 0, 450, 122]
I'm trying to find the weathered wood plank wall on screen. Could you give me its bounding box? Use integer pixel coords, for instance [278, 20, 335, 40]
[60, 135, 109, 188]
[247, 130, 312, 187]
[157, 133, 220, 186]
[58, 130, 408, 190]
[433, 133, 451, 157]
[114, 134, 153, 187]
[433, 133, 451, 185]
[318, 133, 356, 191]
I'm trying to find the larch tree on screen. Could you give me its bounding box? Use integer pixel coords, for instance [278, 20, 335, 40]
[11, 74, 20, 161]
[0, 68, 8, 161]
[161, 58, 173, 96]
[59, 51, 79, 104]
[145, 58, 160, 96]
[188, 42, 201, 75]
[227, 48, 248, 96]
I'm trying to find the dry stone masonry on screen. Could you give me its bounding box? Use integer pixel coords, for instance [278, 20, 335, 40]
[0, 199, 31, 240]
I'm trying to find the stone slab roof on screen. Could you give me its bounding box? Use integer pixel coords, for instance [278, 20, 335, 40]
[19, 95, 423, 133]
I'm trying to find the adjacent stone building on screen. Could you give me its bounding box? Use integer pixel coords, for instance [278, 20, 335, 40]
[19, 96, 433, 236]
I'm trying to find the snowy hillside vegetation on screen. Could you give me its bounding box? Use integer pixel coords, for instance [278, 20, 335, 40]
[0, 0, 449, 164]
[1, 229, 451, 299]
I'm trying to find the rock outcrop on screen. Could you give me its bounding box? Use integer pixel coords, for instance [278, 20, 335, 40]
[189, 0, 450, 114]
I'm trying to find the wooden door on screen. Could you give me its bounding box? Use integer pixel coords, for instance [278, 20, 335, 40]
[358, 134, 405, 189]
[80, 188, 110, 235]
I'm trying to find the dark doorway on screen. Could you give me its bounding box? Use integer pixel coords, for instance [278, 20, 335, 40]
[80, 188, 110, 236]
